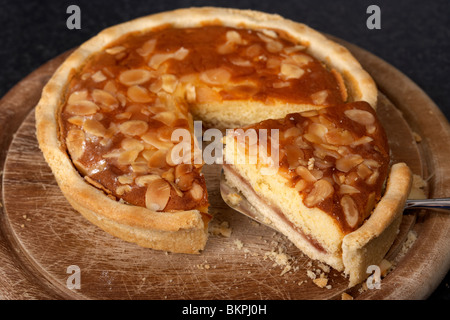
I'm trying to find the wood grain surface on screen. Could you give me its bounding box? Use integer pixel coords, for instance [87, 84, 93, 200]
[0, 40, 449, 300]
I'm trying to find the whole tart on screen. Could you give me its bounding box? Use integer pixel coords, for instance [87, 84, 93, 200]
[35, 5, 410, 281]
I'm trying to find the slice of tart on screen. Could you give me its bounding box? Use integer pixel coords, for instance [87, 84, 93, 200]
[223, 102, 412, 286]
[36, 7, 384, 255]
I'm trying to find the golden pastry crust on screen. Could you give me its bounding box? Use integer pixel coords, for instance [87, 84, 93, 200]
[35, 7, 378, 254]
[343, 162, 412, 287]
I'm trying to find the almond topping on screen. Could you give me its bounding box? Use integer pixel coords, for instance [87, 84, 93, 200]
[336, 154, 364, 173]
[66, 129, 86, 161]
[305, 179, 334, 207]
[92, 71, 107, 83]
[118, 149, 140, 166]
[310, 90, 329, 105]
[141, 131, 173, 150]
[105, 46, 126, 55]
[83, 119, 106, 137]
[121, 138, 144, 152]
[119, 120, 149, 137]
[341, 195, 359, 227]
[145, 178, 171, 211]
[161, 74, 179, 93]
[283, 127, 302, 140]
[66, 100, 99, 116]
[325, 129, 354, 145]
[92, 89, 118, 110]
[116, 185, 132, 196]
[147, 149, 168, 168]
[280, 63, 305, 80]
[119, 69, 153, 86]
[176, 172, 195, 191]
[196, 86, 222, 103]
[67, 91, 88, 104]
[135, 174, 161, 187]
[200, 68, 231, 85]
[339, 184, 360, 194]
[295, 166, 317, 182]
[127, 85, 155, 103]
[344, 109, 375, 126]
[136, 39, 157, 56]
[189, 182, 204, 201]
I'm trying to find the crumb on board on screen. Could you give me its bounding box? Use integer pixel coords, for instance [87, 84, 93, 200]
[412, 132, 422, 143]
[408, 174, 427, 199]
[341, 292, 354, 300]
[209, 221, 232, 237]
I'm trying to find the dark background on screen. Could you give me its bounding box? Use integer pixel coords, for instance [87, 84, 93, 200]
[0, 0, 448, 299]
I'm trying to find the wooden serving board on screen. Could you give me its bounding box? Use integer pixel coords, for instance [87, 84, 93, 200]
[0, 39, 449, 300]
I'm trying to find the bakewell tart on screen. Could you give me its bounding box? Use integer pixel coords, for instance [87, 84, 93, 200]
[35, 6, 411, 270]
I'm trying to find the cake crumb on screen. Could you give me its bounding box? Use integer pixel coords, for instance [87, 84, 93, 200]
[306, 270, 316, 280]
[408, 174, 427, 199]
[412, 132, 422, 143]
[313, 276, 328, 288]
[341, 292, 354, 300]
[209, 221, 232, 237]
[397, 230, 418, 260]
[234, 239, 244, 250]
[223, 192, 242, 206]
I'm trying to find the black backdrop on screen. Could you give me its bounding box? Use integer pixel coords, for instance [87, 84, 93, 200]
[0, 0, 448, 300]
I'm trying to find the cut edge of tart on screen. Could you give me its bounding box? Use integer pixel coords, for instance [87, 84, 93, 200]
[36, 7, 380, 255]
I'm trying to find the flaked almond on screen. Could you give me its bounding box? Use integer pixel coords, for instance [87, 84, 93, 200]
[141, 131, 173, 150]
[305, 179, 334, 207]
[176, 172, 195, 191]
[161, 74, 179, 93]
[119, 120, 149, 136]
[229, 56, 253, 67]
[325, 129, 354, 145]
[344, 109, 375, 126]
[92, 89, 118, 110]
[295, 166, 317, 182]
[290, 53, 314, 65]
[135, 174, 161, 187]
[283, 126, 302, 140]
[308, 123, 328, 140]
[336, 154, 364, 173]
[92, 71, 107, 83]
[83, 119, 106, 137]
[66, 129, 86, 161]
[119, 69, 153, 86]
[196, 86, 222, 103]
[294, 179, 307, 192]
[66, 100, 99, 116]
[311, 90, 329, 105]
[200, 68, 231, 85]
[339, 184, 360, 194]
[117, 149, 140, 165]
[303, 133, 323, 144]
[148, 47, 189, 69]
[136, 39, 157, 56]
[116, 185, 132, 196]
[145, 178, 171, 211]
[356, 163, 373, 179]
[127, 85, 155, 103]
[280, 63, 305, 80]
[105, 46, 126, 55]
[189, 182, 204, 201]
[285, 145, 304, 169]
[341, 195, 359, 228]
[175, 164, 193, 179]
[152, 111, 176, 127]
[244, 44, 263, 58]
[366, 170, 380, 185]
[266, 40, 283, 53]
[147, 149, 168, 168]
[121, 138, 144, 152]
[67, 91, 88, 104]
[350, 136, 373, 147]
[67, 116, 85, 126]
[117, 174, 134, 185]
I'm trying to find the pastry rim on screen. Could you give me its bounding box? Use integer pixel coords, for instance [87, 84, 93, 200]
[35, 7, 379, 254]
